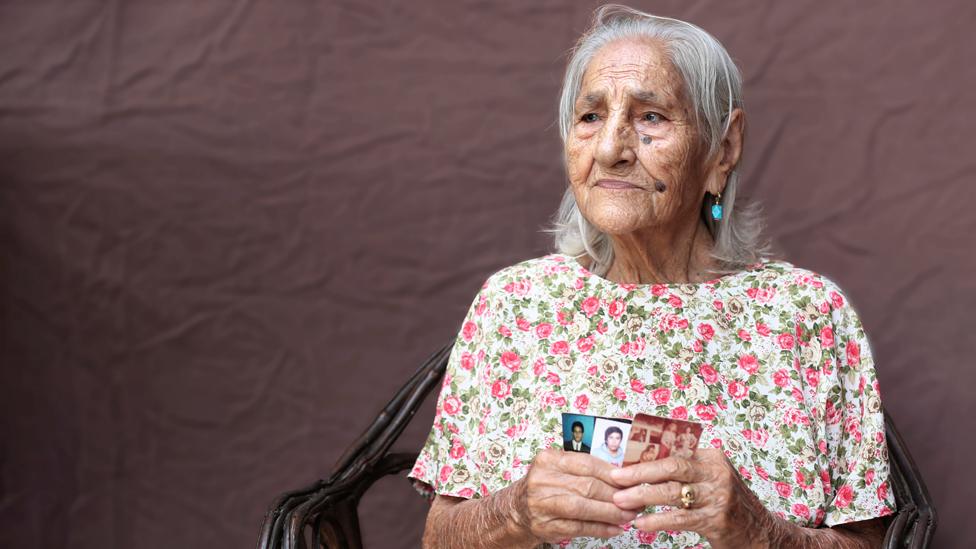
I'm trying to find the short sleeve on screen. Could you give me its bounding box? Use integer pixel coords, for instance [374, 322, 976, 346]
[818, 284, 897, 526]
[407, 277, 497, 501]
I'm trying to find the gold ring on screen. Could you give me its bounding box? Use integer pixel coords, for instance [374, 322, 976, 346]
[680, 483, 696, 509]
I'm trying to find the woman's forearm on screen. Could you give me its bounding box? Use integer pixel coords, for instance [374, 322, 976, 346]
[422, 480, 539, 549]
[757, 513, 886, 549]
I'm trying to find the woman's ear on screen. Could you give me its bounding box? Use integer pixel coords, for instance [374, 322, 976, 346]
[707, 108, 745, 195]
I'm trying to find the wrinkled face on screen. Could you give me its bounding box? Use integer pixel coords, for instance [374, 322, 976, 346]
[607, 432, 622, 451]
[565, 38, 710, 235]
[572, 425, 584, 442]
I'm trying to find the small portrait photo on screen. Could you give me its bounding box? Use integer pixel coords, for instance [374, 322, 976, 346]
[561, 413, 596, 454]
[590, 417, 632, 467]
[623, 413, 704, 466]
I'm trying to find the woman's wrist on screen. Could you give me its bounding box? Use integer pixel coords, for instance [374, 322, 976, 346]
[423, 481, 539, 549]
[495, 476, 540, 547]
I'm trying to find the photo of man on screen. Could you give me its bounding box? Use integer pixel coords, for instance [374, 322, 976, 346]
[560, 413, 595, 454]
[564, 421, 591, 453]
[590, 418, 632, 467]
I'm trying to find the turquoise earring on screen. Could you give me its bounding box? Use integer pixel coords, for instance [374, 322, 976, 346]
[711, 191, 723, 220]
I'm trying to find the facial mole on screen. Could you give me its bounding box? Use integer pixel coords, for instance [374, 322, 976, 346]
[641, 135, 652, 145]
[654, 180, 667, 192]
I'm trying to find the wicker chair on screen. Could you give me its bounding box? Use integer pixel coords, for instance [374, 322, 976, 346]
[257, 343, 936, 549]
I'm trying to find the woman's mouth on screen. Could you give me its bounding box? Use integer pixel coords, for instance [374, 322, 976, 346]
[596, 179, 642, 190]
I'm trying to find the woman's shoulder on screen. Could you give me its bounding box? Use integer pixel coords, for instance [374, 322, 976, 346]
[743, 258, 856, 307]
[479, 254, 574, 294]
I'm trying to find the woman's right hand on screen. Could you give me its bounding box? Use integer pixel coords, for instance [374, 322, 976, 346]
[510, 448, 639, 544]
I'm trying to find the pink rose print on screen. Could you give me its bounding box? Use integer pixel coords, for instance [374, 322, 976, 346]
[557, 310, 573, 326]
[613, 387, 628, 401]
[461, 321, 477, 342]
[773, 369, 791, 387]
[581, 296, 600, 317]
[727, 381, 749, 400]
[795, 469, 813, 490]
[738, 466, 752, 480]
[737, 328, 751, 341]
[697, 323, 715, 340]
[834, 484, 854, 508]
[546, 372, 561, 385]
[450, 438, 466, 459]
[865, 469, 875, 485]
[535, 322, 553, 339]
[550, 340, 569, 355]
[630, 378, 645, 394]
[491, 379, 510, 399]
[877, 481, 889, 501]
[820, 326, 834, 348]
[636, 530, 657, 544]
[574, 394, 589, 413]
[651, 284, 667, 296]
[439, 465, 453, 483]
[747, 287, 776, 303]
[792, 503, 810, 519]
[498, 325, 511, 338]
[695, 404, 716, 421]
[671, 406, 688, 420]
[652, 387, 671, 405]
[500, 351, 521, 371]
[627, 337, 647, 357]
[458, 487, 474, 498]
[699, 363, 718, 384]
[830, 291, 845, 309]
[532, 358, 545, 376]
[756, 465, 770, 481]
[576, 335, 594, 353]
[805, 368, 820, 386]
[516, 317, 531, 331]
[846, 340, 861, 366]
[738, 354, 759, 375]
[673, 372, 689, 389]
[442, 395, 462, 415]
[756, 322, 771, 336]
[775, 482, 791, 498]
[460, 352, 474, 371]
[777, 333, 795, 350]
[607, 299, 626, 319]
[596, 319, 608, 334]
[668, 294, 684, 308]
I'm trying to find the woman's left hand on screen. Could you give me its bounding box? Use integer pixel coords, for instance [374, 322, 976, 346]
[608, 448, 773, 549]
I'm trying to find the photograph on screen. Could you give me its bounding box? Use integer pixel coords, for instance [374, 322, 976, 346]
[623, 413, 704, 466]
[591, 417, 633, 467]
[561, 413, 596, 453]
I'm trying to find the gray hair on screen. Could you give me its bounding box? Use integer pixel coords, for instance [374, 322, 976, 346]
[549, 4, 770, 276]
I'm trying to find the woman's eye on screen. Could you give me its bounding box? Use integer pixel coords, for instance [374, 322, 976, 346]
[580, 113, 600, 123]
[643, 112, 663, 123]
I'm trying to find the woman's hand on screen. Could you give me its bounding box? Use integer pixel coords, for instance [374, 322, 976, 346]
[609, 448, 770, 548]
[511, 448, 640, 544]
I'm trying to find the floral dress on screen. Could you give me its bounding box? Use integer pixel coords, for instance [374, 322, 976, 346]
[409, 254, 895, 548]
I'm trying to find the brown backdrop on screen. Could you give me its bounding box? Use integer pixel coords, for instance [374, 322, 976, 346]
[1, 1, 972, 547]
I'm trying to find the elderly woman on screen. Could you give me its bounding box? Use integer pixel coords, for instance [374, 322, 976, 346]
[409, 5, 893, 548]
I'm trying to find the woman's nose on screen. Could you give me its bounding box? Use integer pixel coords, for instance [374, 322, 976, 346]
[594, 112, 637, 169]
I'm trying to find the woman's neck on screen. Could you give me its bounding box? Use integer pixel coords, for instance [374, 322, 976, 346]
[603, 217, 716, 285]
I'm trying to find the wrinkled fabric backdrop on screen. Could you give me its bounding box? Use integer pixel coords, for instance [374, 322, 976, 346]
[1, 1, 973, 547]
